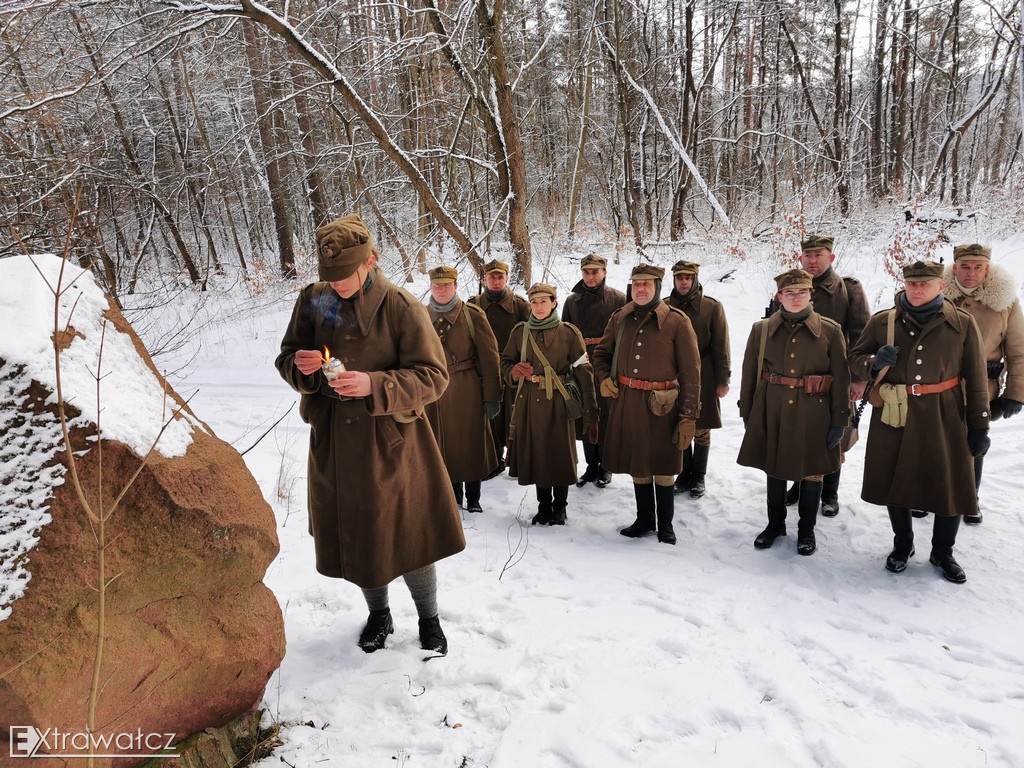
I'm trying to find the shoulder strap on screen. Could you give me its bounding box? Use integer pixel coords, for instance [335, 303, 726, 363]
[609, 313, 629, 379]
[870, 310, 896, 390]
[756, 320, 769, 384]
[463, 301, 478, 346]
[527, 329, 574, 403]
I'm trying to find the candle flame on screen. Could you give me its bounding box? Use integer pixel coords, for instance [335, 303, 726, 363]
[323, 345, 331, 363]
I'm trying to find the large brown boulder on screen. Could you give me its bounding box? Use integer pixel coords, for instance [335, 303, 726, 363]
[0, 255, 284, 765]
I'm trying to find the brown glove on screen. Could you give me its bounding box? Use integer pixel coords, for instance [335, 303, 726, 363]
[674, 417, 696, 449]
[586, 420, 599, 444]
[511, 362, 534, 381]
[599, 377, 620, 399]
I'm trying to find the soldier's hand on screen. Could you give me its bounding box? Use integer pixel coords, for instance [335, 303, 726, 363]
[484, 400, 501, 419]
[1000, 397, 1023, 419]
[673, 418, 696, 449]
[599, 377, 620, 398]
[967, 428, 991, 457]
[586, 420, 599, 445]
[294, 349, 324, 375]
[716, 384, 730, 398]
[850, 380, 868, 401]
[872, 345, 900, 372]
[511, 362, 534, 381]
[826, 426, 845, 449]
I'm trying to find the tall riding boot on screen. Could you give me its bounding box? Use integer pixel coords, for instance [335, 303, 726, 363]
[465, 480, 483, 513]
[755, 476, 788, 549]
[550, 485, 569, 525]
[621, 483, 656, 537]
[820, 468, 841, 517]
[964, 456, 984, 524]
[675, 444, 694, 494]
[785, 482, 800, 506]
[533, 486, 553, 526]
[885, 506, 915, 572]
[595, 442, 612, 487]
[577, 440, 601, 487]
[655, 484, 676, 544]
[796, 480, 821, 555]
[452, 482, 464, 508]
[689, 443, 710, 498]
[930, 514, 966, 583]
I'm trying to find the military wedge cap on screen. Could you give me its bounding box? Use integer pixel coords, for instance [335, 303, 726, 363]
[429, 265, 458, 284]
[774, 268, 813, 291]
[527, 283, 557, 300]
[581, 253, 607, 269]
[952, 243, 991, 262]
[672, 260, 700, 276]
[316, 214, 374, 281]
[902, 260, 945, 282]
[630, 264, 665, 281]
[483, 259, 509, 274]
[801, 234, 834, 252]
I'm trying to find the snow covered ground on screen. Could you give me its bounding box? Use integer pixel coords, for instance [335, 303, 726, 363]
[141, 229, 1024, 768]
[6, 223, 1023, 766]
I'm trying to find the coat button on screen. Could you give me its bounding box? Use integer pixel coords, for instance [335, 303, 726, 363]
[387, 381, 395, 388]
[916, 360, 922, 364]
[915, 374, 922, 381]
[788, 399, 794, 404]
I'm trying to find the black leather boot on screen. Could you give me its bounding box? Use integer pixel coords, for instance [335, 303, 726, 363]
[550, 485, 569, 525]
[964, 456, 983, 524]
[689, 443, 709, 498]
[796, 479, 821, 555]
[452, 482, 464, 508]
[655, 483, 676, 544]
[418, 615, 448, 655]
[885, 506, 915, 572]
[621, 483, 656, 537]
[465, 480, 483, 513]
[785, 482, 800, 506]
[930, 514, 966, 583]
[533, 486, 553, 525]
[675, 444, 694, 494]
[820, 468, 840, 517]
[358, 609, 394, 653]
[755, 476, 788, 549]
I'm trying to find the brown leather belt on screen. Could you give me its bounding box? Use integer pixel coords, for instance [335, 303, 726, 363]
[902, 376, 960, 396]
[448, 360, 476, 373]
[583, 337, 603, 346]
[617, 375, 677, 391]
[763, 372, 807, 387]
[527, 375, 546, 384]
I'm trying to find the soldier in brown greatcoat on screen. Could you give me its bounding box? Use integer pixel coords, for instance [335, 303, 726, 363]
[738, 269, 850, 557]
[500, 283, 598, 526]
[561, 253, 627, 488]
[849, 260, 990, 584]
[768, 235, 871, 517]
[592, 265, 701, 545]
[469, 259, 531, 475]
[276, 214, 465, 655]
[424, 265, 502, 514]
[667, 260, 731, 498]
[942, 243, 1024, 524]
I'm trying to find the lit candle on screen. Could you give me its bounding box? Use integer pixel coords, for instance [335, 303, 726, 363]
[321, 346, 345, 380]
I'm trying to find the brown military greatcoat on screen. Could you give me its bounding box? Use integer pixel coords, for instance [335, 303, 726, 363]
[276, 271, 466, 587]
[500, 321, 597, 486]
[848, 295, 989, 516]
[737, 310, 851, 481]
[425, 300, 501, 482]
[592, 302, 701, 476]
[668, 284, 731, 429]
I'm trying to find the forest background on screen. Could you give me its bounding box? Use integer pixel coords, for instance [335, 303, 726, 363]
[3, 0, 1023, 292]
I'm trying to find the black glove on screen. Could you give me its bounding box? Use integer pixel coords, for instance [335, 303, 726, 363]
[1000, 397, 1023, 419]
[484, 401, 501, 420]
[872, 345, 900, 372]
[826, 426, 845, 449]
[967, 428, 991, 457]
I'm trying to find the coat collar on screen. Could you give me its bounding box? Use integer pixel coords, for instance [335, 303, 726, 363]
[479, 288, 519, 313]
[812, 268, 842, 296]
[352, 268, 390, 336]
[627, 299, 673, 328]
[430, 298, 464, 323]
[942, 263, 1019, 313]
[893, 292, 966, 333]
[767, 308, 824, 338]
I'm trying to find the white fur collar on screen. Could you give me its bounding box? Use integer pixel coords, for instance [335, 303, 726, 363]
[943, 263, 1020, 313]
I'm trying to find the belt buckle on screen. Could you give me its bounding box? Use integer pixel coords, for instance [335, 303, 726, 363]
[908, 384, 922, 396]
[768, 373, 780, 384]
